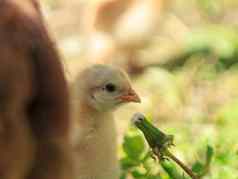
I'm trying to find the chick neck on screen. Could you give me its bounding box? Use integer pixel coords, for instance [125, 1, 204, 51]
[79, 99, 113, 125]
[73, 96, 117, 144]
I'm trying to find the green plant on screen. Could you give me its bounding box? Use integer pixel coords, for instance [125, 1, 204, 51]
[120, 113, 214, 179]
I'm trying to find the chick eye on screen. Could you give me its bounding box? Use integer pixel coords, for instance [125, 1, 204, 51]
[105, 83, 116, 92]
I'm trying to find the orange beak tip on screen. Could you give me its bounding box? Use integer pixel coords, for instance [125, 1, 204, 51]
[118, 90, 141, 103]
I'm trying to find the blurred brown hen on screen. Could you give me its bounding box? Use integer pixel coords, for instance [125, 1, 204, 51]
[82, 0, 169, 75]
[0, 0, 73, 179]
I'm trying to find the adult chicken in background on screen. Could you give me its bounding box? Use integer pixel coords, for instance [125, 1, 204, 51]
[82, 0, 170, 75]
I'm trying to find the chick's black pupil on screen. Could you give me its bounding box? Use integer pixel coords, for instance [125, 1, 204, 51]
[105, 83, 116, 92]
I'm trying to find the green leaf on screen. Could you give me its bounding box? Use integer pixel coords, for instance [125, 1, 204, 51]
[120, 173, 127, 179]
[120, 157, 139, 170]
[123, 133, 146, 160]
[206, 145, 214, 164]
[131, 169, 146, 178]
[146, 175, 162, 179]
[192, 161, 204, 174]
[161, 161, 185, 179]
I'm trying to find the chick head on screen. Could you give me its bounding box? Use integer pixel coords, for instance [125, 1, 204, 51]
[75, 64, 140, 112]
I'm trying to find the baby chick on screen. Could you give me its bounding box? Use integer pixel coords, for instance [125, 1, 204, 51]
[71, 64, 140, 179]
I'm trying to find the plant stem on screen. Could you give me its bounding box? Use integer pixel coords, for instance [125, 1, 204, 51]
[154, 148, 198, 179]
[166, 150, 198, 179]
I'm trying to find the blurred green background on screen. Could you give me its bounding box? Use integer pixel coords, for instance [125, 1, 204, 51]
[41, 0, 238, 178]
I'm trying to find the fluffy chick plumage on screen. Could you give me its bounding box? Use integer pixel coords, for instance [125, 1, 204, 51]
[71, 64, 140, 179]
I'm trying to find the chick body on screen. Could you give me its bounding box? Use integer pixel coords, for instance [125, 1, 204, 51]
[73, 109, 119, 179]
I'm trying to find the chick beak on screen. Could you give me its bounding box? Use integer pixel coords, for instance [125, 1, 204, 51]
[117, 89, 141, 103]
